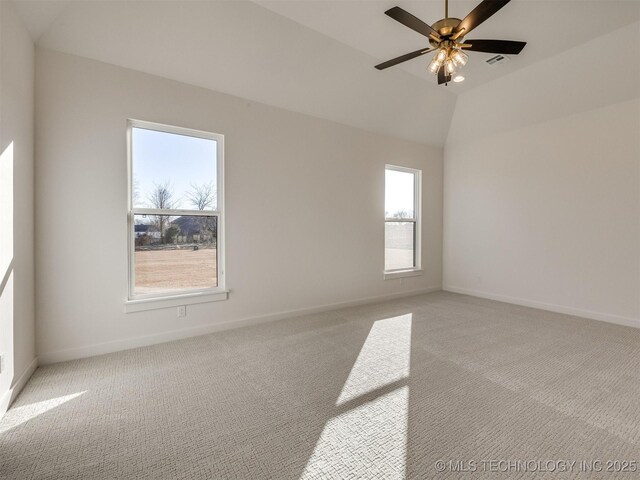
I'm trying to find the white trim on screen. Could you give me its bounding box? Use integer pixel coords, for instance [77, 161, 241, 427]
[1, 357, 38, 419]
[132, 208, 218, 217]
[130, 284, 225, 302]
[384, 269, 424, 280]
[125, 290, 229, 313]
[39, 286, 442, 365]
[129, 118, 221, 141]
[126, 119, 226, 302]
[444, 285, 640, 329]
[384, 165, 422, 274]
[385, 164, 419, 176]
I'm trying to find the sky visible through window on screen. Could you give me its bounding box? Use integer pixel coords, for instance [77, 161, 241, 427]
[385, 169, 415, 218]
[132, 127, 217, 210]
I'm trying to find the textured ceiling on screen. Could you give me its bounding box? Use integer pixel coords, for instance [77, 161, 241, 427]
[257, 1, 640, 93]
[10, 0, 640, 147]
[10, 0, 69, 40]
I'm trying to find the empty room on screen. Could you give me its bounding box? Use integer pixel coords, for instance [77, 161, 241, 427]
[1, 0, 639, 478]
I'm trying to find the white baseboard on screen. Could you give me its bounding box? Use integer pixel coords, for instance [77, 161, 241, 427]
[444, 285, 640, 329]
[38, 286, 441, 365]
[0, 357, 38, 418]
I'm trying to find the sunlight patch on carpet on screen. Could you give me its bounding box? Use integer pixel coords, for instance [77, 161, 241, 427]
[300, 314, 412, 479]
[0, 392, 86, 434]
[336, 314, 412, 405]
[300, 385, 409, 479]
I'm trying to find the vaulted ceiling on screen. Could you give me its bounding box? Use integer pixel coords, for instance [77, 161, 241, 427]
[11, 0, 640, 147]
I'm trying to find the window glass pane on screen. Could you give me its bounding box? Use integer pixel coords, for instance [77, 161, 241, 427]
[134, 214, 217, 295]
[385, 169, 414, 219]
[385, 222, 415, 271]
[132, 127, 217, 210]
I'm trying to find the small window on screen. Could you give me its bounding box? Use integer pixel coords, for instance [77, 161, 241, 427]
[127, 120, 224, 300]
[385, 165, 421, 275]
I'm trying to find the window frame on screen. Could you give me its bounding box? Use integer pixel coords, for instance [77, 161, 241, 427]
[384, 165, 422, 279]
[126, 119, 226, 306]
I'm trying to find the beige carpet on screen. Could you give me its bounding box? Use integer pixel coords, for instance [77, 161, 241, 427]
[1, 292, 640, 479]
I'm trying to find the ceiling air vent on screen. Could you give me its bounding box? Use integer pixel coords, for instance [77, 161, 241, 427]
[486, 55, 510, 65]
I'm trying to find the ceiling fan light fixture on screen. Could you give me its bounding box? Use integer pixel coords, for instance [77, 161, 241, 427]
[428, 46, 451, 75]
[444, 60, 456, 76]
[451, 49, 468, 67]
[428, 54, 444, 74]
[428, 45, 463, 80]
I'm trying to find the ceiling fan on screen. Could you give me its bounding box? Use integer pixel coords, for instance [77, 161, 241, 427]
[375, 0, 526, 85]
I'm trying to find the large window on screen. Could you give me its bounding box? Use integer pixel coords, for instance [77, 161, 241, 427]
[127, 120, 224, 302]
[384, 165, 421, 276]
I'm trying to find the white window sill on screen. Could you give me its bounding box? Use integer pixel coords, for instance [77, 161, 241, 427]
[384, 269, 423, 280]
[125, 290, 229, 313]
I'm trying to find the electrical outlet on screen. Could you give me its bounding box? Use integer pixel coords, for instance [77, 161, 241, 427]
[177, 305, 187, 318]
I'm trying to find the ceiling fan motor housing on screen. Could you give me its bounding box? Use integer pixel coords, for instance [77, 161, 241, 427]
[429, 17, 462, 46]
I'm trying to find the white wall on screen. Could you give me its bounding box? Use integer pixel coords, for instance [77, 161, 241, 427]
[34, 0, 456, 147]
[35, 49, 443, 363]
[0, 1, 36, 415]
[444, 22, 640, 327]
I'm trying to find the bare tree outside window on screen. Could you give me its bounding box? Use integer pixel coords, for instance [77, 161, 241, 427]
[185, 181, 216, 211]
[386, 208, 409, 219]
[147, 181, 176, 244]
[185, 182, 217, 246]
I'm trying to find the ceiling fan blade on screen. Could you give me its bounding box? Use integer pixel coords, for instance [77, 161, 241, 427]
[375, 48, 435, 70]
[385, 6, 440, 40]
[437, 65, 451, 85]
[451, 0, 511, 40]
[463, 39, 526, 54]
